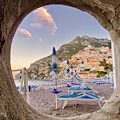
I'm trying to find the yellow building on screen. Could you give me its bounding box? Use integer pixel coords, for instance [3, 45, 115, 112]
[98, 66, 104, 71]
[87, 58, 100, 67]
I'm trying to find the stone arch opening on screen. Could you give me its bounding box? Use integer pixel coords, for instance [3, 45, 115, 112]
[0, 1, 120, 120]
[12, 4, 113, 117]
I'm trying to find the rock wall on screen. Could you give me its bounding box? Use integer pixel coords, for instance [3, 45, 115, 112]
[0, 0, 120, 120]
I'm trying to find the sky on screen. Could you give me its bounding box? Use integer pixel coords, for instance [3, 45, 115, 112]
[11, 5, 111, 76]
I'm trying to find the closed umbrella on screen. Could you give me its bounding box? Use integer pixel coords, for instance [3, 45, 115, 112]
[51, 88, 62, 110]
[51, 47, 58, 88]
[34, 73, 37, 85]
[50, 47, 62, 110]
[19, 70, 22, 82]
[71, 65, 73, 76]
[66, 59, 70, 82]
[66, 59, 71, 93]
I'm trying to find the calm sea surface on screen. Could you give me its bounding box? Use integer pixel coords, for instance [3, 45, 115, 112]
[14, 80, 56, 87]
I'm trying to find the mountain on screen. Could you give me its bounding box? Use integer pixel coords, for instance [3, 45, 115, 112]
[15, 35, 111, 80]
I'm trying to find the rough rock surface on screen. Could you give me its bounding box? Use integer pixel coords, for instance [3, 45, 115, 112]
[0, 0, 120, 120]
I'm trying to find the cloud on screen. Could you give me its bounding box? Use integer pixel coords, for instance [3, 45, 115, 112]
[31, 7, 57, 35]
[18, 29, 32, 38]
[39, 38, 43, 42]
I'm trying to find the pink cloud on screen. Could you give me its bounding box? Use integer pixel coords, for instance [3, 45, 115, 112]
[31, 7, 57, 35]
[18, 29, 32, 38]
[39, 38, 43, 42]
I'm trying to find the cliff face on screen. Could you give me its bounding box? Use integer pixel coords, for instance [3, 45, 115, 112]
[16, 35, 111, 80]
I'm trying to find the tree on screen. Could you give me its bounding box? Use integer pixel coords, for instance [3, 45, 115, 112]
[100, 59, 113, 72]
[85, 68, 90, 71]
[108, 56, 112, 58]
[90, 70, 97, 73]
[97, 71, 107, 77]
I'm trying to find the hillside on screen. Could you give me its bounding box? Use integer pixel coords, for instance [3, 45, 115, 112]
[15, 35, 111, 80]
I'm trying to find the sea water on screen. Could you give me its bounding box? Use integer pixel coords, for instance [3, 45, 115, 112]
[14, 80, 55, 87]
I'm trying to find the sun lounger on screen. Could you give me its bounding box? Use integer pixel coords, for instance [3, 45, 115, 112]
[96, 81, 111, 85]
[111, 83, 114, 88]
[68, 86, 97, 94]
[68, 82, 98, 94]
[58, 92, 103, 109]
[74, 74, 83, 81]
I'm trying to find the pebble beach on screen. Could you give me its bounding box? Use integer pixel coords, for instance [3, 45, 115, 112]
[29, 83, 114, 118]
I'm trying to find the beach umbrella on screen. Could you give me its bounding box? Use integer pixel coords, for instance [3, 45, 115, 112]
[71, 65, 73, 76]
[52, 47, 57, 72]
[34, 73, 37, 85]
[66, 84, 71, 87]
[51, 88, 62, 94]
[19, 70, 22, 82]
[65, 60, 71, 92]
[66, 59, 69, 74]
[107, 73, 110, 80]
[51, 88, 62, 110]
[50, 47, 58, 88]
[66, 59, 70, 82]
[70, 65, 74, 81]
[75, 69, 77, 74]
[50, 69, 58, 80]
[66, 83, 71, 95]
[50, 75, 52, 82]
[34, 73, 37, 81]
[50, 47, 62, 110]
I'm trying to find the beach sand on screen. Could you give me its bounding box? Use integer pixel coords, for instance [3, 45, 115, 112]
[29, 83, 114, 118]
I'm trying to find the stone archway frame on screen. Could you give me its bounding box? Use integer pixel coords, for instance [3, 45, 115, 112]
[1, 0, 120, 120]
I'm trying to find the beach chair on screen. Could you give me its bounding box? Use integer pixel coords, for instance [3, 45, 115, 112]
[95, 80, 111, 85]
[42, 84, 47, 89]
[58, 91, 104, 109]
[68, 82, 98, 94]
[68, 86, 97, 94]
[72, 81, 93, 88]
[30, 85, 37, 91]
[110, 82, 114, 88]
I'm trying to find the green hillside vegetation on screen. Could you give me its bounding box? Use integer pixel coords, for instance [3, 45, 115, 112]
[96, 59, 113, 77]
[97, 71, 108, 77]
[57, 43, 85, 60]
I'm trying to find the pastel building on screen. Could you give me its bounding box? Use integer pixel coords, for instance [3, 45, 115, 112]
[87, 58, 100, 67]
[98, 66, 104, 71]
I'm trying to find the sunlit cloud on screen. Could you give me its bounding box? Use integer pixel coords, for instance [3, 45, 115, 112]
[31, 7, 57, 35]
[18, 29, 32, 38]
[39, 38, 43, 42]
